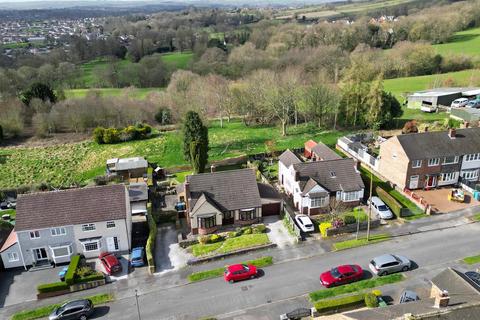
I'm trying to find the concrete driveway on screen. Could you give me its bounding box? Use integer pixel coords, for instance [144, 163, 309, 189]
[263, 216, 297, 248]
[0, 266, 63, 307]
[155, 223, 191, 274]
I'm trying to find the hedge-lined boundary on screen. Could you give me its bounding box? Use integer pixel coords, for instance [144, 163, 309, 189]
[37, 282, 69, 294]
[65, 254, 81, 285]
[11, 293, 114, 320]
[146, 204, 157, 274]
[309, 274, 404, 302]
[314, 290, 381, 314]
[376, 187, 403, 218]
[188, 256, 273, 282]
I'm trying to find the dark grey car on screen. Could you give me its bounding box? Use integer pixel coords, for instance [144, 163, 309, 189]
[369, 254, 411, 276]
[49, 299, 94, 320]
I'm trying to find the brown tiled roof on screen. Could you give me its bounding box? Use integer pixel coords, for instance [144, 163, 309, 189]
[0, 230, 17, 252]
[186, 169, 261, 213]
[279, 149, 302, 167]
[15, 185, 128, 231]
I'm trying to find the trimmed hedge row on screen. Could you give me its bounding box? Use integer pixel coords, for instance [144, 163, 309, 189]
[65, 254, 81, 285]
[146, 205, 157, 274]
[74, 273, 105, 284]
[93, 123, 152, 144]
[314, 290, 382, 314]
[376, 186, 403, 217]
[37, 282, 69, 294]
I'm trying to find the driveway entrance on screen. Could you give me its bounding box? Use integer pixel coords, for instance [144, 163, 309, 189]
[155, 223, 191, 274]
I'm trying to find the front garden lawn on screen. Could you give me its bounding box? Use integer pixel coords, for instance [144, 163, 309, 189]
[190, 234, 271, 257]
[188, 256, 273, 282]
[309, 274, 404, 302]
[463, 254, 480, 265]
[333, 233, 391, 251]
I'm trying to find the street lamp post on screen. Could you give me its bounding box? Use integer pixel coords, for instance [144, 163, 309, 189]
[366, 170, 373, 241]
[135, 289, 142, 320]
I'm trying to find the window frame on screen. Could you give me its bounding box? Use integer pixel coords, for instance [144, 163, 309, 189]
[462, 169, 479, 180]
[443, 156, 459, 165]
[81, 223, 96, 232]
[310, 196, 327, 208]
[343, 191, 360, 202]
[106, 221, 116, 229]
[198, 216, 216, 229]
[441, 172, 457, 182]
[82, 240, 100, 252]
[428, 158, 440, 167]
[51, 227, 66, 237]
[239, 209, 256, 221]
[51, 245, 72, 258]
[411, 160, 422, 168]
[7, 252, 19, 262]
[29, 230, 40, 239]
[465, 153, 480, 162]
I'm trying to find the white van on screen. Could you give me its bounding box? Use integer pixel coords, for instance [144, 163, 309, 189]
[368, 196, 394, 219]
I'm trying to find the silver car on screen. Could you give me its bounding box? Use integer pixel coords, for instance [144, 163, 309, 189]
[369, 254, 411, 276]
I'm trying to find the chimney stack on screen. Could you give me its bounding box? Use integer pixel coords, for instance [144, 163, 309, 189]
[464, 121, 470, 128]
[434, 290, 450, 308]
[210, 165, 216, 173]
[448, 128, 456, 139]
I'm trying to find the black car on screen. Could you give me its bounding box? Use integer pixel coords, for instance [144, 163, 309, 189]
[465, 271, 480, 287]
[49, 299, 94, 320]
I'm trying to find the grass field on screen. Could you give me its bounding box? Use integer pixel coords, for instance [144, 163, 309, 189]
[333, 233, 391, 251]
[0, 121, 347, 189]
[64, 87, 163, 99]
[434, 28, 480, 57]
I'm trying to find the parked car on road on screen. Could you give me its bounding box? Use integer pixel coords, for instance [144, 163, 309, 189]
[295, 214, 315, 233]
[451, 98, 469, 108]
[49, 299, 94, 320]
[224, 264, 258, 283]
[368, 196, 394, 219]
[466, 100, 480, 108]
[99, 252, 122, 275]
[320, 264, 363, 288]
[399, 290, 419, 304]
[130, 247, 145, 267]
[369, 254, 411, 276]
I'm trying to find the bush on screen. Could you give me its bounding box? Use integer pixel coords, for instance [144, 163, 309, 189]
[198, 235, 210, 245]
[37, 282, 69, 293]
[343, 215, 356, 225]
[76, 266, 95, 278]
[226, 231, 237, 238]
[243, 228, 252, 235]
[376, 187, 402, 217]
[65, 254, 81, 285]
[74, 273, 104, 284]
[92, 127, 105, 144]
[253, 224, 266, 233]
[320, 222, 332, 238]
[314, 293, 365, 314]
[208, 234, 222, 243]
[103, 128, 120, 144]
[445, 118, 462, 129]
[155, 108, 172, 125]
[364, 292, 379, 308]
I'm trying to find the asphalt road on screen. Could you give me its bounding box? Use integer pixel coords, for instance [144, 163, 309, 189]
[96, 222, 480, 320]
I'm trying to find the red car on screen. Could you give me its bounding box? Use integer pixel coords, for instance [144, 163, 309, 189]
[224, 264, 258, 283]
[99, 252, 122, 275]
[320, 264, 363, 288]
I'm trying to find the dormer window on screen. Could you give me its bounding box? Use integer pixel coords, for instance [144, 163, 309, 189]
[330, 171, 336, 178]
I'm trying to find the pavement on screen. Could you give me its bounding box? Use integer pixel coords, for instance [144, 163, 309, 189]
[2, 207, 480, 319]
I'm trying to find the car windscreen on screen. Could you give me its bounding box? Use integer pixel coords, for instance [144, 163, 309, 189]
[304, 224, 313, 228]
[378, 205, 389, 211]
[331, 268, 341, 278]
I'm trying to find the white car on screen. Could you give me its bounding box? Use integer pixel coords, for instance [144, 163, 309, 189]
[450, 98, 469, 108]
[294, 214, 315, 233]
[368, 196, 393, 219]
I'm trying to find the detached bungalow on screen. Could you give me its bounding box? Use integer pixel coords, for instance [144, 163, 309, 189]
[279, 148, 365, 215]
[0, 185, 132, 269]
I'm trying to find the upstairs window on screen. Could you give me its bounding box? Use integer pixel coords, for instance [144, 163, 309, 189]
[411, 160, 422, 168]
[443, 156, 459, 165]
[428, 158, 440, 167]
[465, 153, 480, 162]
[51, 227, 66, 236]
[30, 231, 40, 239]
[106, 221, 116, 229]
[81, 224, 96, 232]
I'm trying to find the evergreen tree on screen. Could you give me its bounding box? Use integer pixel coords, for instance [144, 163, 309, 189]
[21, 82, 57, 106]
[183, 111, 209, 173]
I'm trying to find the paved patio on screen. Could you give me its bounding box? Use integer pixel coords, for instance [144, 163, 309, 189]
[415, 187, 480, 213]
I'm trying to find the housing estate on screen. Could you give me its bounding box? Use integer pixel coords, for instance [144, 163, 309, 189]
[0, 185, 132, 269]
[378, 128, 480, 190]
[177, 168, 281, 235]
[279, 143, 365, 215]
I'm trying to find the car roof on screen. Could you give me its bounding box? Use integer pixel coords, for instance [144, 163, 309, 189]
[63, 299, 89, 308]
[227, 264, 247, 272]
[297, 215, 311, 222]
[131, 247, 144, 259]
[336, 264, 355, 274]
[102, 254, 120, 266]
[371, 197, 385, 205]
[372, 254, 397, 265]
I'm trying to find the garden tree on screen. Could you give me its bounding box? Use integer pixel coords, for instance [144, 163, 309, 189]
[0, 98, 24, 137]
[203, 74, 231, 128]
[21, 82, 57, 106]
[402, 120, 419, 134]
[300, 77, 340, 128]
[183, 111, 209, 173]
[365, 74, 384, 130]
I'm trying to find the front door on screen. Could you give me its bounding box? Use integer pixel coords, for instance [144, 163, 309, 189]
[425, 175, 437, 188]
[222, 211, 234, 225]
[33, 248, 48, 261]
[409, 175, 419, 189]
[107, 237, 119, 252]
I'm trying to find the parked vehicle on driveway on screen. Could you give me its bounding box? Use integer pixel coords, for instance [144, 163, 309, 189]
[49, 299, 94, 320]
[320, 264, 363, 288]
[466, 100, 480, 108]
[369, 254, 411, 276]
[451, 98, 469, 108]
[224, 264, 258, 283]
[295, 214, 315, 233]
[99, 252, 122, 275]
[130, 247, 145, 267]
[368, 196, 394, 219]
[399, 290, 419, 304]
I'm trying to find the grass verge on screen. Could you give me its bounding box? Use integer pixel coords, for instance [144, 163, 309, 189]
[463, 254, 480, 265]
[191, 233, 270, 257]
[309, 274, 404, 302]
[188, 256, 273, 282]
[333, 233, 391, 251]
[11, 293, 114, 320]
[472, 213, 480, 222]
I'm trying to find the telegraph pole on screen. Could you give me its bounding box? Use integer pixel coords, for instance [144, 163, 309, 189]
[366, 170, 373, 241]
[135, 289, 142, 320]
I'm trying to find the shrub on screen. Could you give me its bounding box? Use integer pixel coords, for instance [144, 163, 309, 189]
[37, 282, 69, 293]
[226, 231, 237, 238]
[74, 273, 104, 284]
[155, 108, 172, 125]
[314, 293, 365, 314]
[65, 254, 81, 285]
[376, 187, 402, 217]
[372, 289, 382, 297]
[208, 234, 222, 243]
[103, 128, 120, 144]
[364, 292, 379, 308]
[343, 215, 356, 225]
[320, 222, 332, 238]
[92, 127, 105, 144]
[198, 235, 210, 245]
[243, 228, 252, 235]
[76, 266, 95, 278]
[253, 224, 266, 233]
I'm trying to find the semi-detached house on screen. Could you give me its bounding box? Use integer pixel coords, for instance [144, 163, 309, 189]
[378, 128, 480, 190]
[0, 185, 132, 270]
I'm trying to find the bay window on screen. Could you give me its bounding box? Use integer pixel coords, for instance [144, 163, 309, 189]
[240, 209, 256, 221]
[310, 196, 327, 208]
[198, 216, 216, 229]
[343, 191, 360, 202]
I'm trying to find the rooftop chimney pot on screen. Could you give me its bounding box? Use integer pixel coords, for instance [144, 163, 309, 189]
[448, 128, 456, 139]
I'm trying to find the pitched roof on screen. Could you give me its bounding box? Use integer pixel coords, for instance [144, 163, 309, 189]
[396, 127, 480, 159]
[128, 182, 148, 202]
[311, 142, 342, 161]
[305, 139, 318, 150]
[431, 268, 480, 305]
[294, 158, 364, 193]
[279, 149, 302, 167]
[186, 169, 261, 212]
[190, 193, 222, 217]
[15, 185, 128, 231]
[0, 229, 17, 252]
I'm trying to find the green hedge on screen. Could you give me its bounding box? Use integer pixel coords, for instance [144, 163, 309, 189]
[37, 282, 69, 294]
[74, 273, 105, 284]
[314, 293, 365, 314]
[376, 186, 403, 217]
[146, 204, 157, 274]
[65, 254, 81, 285]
